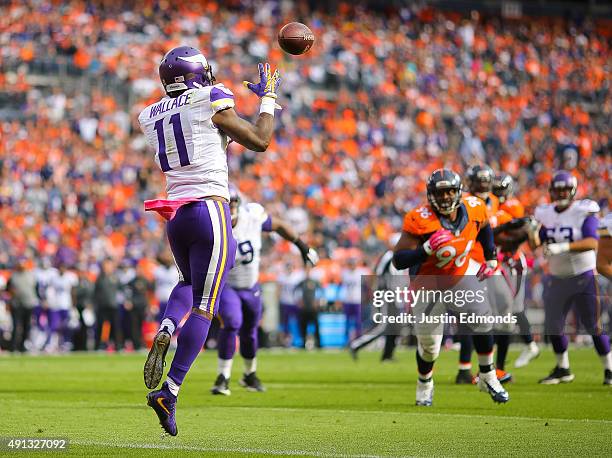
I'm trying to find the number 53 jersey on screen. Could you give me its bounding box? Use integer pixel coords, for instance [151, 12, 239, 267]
[228, 203, 271, 289]
[534, 199, 600, 277]
[138, 84, 236, 200]
[402, 196, 488, 276]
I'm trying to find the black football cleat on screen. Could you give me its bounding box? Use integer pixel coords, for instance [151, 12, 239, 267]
[539, 366, 575, 385]
[455, 369, 475, 385]
[211, 374, 231, 396]
[239, 372, 266, 392]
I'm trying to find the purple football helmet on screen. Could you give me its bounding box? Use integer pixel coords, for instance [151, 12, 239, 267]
[229, 183, 241, 226]
[159, 46, 215, 95]
[549, 170, 577, 208]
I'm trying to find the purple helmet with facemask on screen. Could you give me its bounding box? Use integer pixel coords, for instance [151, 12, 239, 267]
[549, 170, 577, 208]
[159, 46, 215, 95]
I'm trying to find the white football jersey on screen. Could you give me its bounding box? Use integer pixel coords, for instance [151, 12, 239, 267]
[340, 267, 370, 304]
[154, 265, 180, 303]
[47, 271, 78, 311]
[278, 270, 306, 305]
[138, 84, 235, 200]
[228, 203, 271, 289]
[534, 199, 600, 277]
[35, 267, 58, 301]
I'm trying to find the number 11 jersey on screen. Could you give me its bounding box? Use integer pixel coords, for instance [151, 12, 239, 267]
[138, 84, 235, 200]
[402, 196, 488, 276]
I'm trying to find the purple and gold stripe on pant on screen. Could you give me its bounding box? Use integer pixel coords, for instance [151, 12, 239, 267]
[199, 200, 231, 314]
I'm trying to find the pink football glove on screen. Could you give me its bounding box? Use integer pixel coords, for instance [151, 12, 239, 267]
[477, 260, 498, 281]
[423, 229, 453, 255]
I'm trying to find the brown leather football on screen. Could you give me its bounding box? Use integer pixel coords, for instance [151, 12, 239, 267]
[278, 22, 315, 55]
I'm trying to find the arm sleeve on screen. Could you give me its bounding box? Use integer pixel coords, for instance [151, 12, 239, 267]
[493, 217, 529, 235]
[393, 247, 428, 270]
[476, 224, 497, 261]
[210, 85, 235, 113]
[581, 215, 599, 239]
[261, 215, 272, 232]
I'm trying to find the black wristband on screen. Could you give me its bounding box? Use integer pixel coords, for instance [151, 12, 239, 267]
[295, 238, 309, 254]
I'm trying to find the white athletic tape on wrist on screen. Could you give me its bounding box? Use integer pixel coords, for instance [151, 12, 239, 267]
[260, 96, 276, 115]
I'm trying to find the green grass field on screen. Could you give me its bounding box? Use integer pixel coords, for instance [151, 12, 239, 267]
[0, 347, 611, 457]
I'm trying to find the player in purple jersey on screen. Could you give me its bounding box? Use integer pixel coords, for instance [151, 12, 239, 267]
[529, 171, 611, 385]
[211, 184, 318, 395]
[140, 46, 282, 436]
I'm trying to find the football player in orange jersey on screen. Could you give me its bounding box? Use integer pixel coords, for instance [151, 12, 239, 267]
[393, 169, 509, 406]
[493, 173, 540, 369]
[493, 173, 525, 218]
[466, 165, 499, 212]
[455, 165, 500, 384]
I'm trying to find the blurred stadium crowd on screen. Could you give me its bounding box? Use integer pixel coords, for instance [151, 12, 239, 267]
[0, 0, 610, 351]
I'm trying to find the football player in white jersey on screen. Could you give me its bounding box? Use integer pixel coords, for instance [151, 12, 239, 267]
[211, 185, 318, 395]
[153, 252, 180, 321]
[140, 46, 282, 436]
[340, 258, 371, 342]
[277, 260, 305, 346]
[348, 234, 409, 361]
[45, 263, 78, 352]
[529, 171, 611, 385]
[596, 213, 612, 280]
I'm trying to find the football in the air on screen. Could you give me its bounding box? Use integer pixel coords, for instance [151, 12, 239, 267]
[278, 22, 315, 55]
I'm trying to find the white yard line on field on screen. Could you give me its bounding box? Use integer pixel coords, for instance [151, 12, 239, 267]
[71, 440, 385, 457]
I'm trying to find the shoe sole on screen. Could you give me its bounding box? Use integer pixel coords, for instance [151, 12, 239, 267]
[455, 378, 476, 385]
[479, 382, 510, 403]
[415, 401, 432, 406]
[211, 388, 231, 396]
[498, 374, 512, 385]
[539, 374, 575, 385]
[144, 332, 170, 389]
[146, 394, 177, 436]
[239, 380, 266, 392]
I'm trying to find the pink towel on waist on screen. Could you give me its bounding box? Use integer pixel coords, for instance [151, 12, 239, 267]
[144, 198, 202, 221]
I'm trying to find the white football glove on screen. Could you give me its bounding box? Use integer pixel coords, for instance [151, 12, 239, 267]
[544, 242, 570, 256]
[305, 248, 319, 266]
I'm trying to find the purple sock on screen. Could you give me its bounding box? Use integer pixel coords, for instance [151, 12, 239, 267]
[592, 334, 611, 356]
[550, 335, 569, 354]
[162, 281, 193, 329]
[218, 327, 238, 360]
[167, 312, 211, 386]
